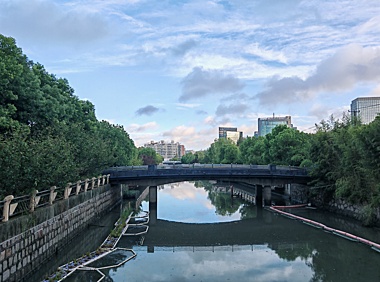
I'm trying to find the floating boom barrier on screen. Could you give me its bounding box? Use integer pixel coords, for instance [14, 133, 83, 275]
[269, 205, 380, 254]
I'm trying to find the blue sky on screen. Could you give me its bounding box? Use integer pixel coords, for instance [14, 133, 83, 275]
[1, 0, 380, 150]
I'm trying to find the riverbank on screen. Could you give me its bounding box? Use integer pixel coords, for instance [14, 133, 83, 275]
[311, 194, 380, 227]
[27, 205, 121, 281]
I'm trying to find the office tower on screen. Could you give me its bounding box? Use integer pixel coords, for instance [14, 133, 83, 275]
[350, 97, 380, 124]
[219, 127, 243, 144]
[258, 115, 292, 136]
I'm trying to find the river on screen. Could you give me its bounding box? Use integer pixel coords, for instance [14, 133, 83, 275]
[108, 181, 380, 282]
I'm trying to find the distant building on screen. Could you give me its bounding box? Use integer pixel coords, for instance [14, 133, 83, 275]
[226, 131, 242, 144]
[350, 97, 380, 124]
[218, 127, 243, 144]
[144, 140, 185, 160]
[257, 115, 292, 136]
[219, 127, 237, 138]
[179, 145, 185, 158]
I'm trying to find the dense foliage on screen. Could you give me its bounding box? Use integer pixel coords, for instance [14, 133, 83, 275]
[183, 117, 380, 223]
[309, 115, 380, 225]
[136, 147, 163, 165]
[0, 35, 138, 197]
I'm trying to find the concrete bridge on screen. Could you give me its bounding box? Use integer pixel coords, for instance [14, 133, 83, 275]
[103, 164, 310, 187]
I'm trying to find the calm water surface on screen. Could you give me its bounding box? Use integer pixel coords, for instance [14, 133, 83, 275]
[106, 181, 380, 281]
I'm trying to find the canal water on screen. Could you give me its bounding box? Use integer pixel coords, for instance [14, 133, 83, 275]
[31, 206, 121, 281]
[106, 181, 380, 282]
[38, 181, 380, 281]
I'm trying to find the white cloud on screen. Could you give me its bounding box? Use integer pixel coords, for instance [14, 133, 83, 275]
[215, 102, 249, 117]
[255, 44, 380, 106]
[0, 0, 108, 46]
[180, 67, 245, 101]
[128, 122, 158, 132]
[176, 103, 201, 109]
[370, 84, 380, 96]
[163, 125, 216, 150]
[355, 15, 380, 35]
[244, 43, 288, 64]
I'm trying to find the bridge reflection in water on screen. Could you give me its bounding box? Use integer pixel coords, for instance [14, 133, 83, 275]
[106, 181, 380, 282]
[120, 182, 305, 253]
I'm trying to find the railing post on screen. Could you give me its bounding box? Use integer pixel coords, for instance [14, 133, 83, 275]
[64, 183, 72, 199]
[30, 190, 39, 212]
[84, 179, 89, 192]
[106, 174, 110, 184]
[49, 186, 57, 205]
[91, 177, 96, 189]
[2, 195, 14, 222]
[76, 180, 81, 195]
[102, 175, 106, 186]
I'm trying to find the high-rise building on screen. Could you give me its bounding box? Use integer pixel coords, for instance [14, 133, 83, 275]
[219, 127, 236, 138]
[350, 97, 380, 124]
[219, 127, 243, 144]
[144, 140, 185, 160]
[257, 115, 292, 136]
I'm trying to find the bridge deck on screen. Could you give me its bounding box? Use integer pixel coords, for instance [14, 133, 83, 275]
[104, 164, 310, 185]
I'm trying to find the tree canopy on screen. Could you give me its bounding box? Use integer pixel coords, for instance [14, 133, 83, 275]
[0, 34, 138, 197]
[186, 116, 380, 224]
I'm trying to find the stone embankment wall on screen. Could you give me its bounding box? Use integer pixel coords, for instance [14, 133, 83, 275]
[324, 198, 380, 226]
[288, 184, 309, 204]
[0, 185, 120, 282]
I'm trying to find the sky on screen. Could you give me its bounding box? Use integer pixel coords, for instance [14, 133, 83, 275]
[1, 0, 380, 151]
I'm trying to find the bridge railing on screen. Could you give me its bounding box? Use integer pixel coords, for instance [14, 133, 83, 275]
[104, 164, 309, 178]
[0, 174, 111, 223]
[106, 164, 304, 171]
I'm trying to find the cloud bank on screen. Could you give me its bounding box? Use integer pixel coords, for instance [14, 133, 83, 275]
[135, 105, 160, 116]
[180, 67, 245, 101]
[255, 44, 380, 106]
[0, 0, 108, 46]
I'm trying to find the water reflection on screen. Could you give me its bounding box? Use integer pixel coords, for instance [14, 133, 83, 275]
[143, 181, 254, 223]
[109, 246, 313, 282]
[111, 181, 380, 281]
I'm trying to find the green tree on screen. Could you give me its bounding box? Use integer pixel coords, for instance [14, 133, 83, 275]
[238, 136, 266, 164]
[204, 138, 239, 164]
[181, 152, 196, 164]
[268, 127, 310, 166]
[137, 147, 163, 165]
[0, 34, 138, 197]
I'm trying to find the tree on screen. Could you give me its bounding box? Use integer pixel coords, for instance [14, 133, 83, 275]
[0, 34, 138, 197]
[238, 136, 266, 164]
[204, 138, 239, 164]
[268, 127, 310, 166]
[138, 147, 163, 165]
[181, 152, 196, 164]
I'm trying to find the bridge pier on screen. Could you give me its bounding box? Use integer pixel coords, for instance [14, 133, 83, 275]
[149, 186, 157, 225]
[262, 185, 272, 207]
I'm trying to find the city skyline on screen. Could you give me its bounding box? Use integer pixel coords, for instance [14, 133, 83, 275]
[1, 0, 379, 150]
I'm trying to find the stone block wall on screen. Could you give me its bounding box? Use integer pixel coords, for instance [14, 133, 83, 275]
[0, 185, 120, 282]
[326, 198, 380, 225]
[286, 183, 309, 204]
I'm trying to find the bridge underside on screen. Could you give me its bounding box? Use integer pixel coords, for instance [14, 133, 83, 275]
[111, 175, 308, 187]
